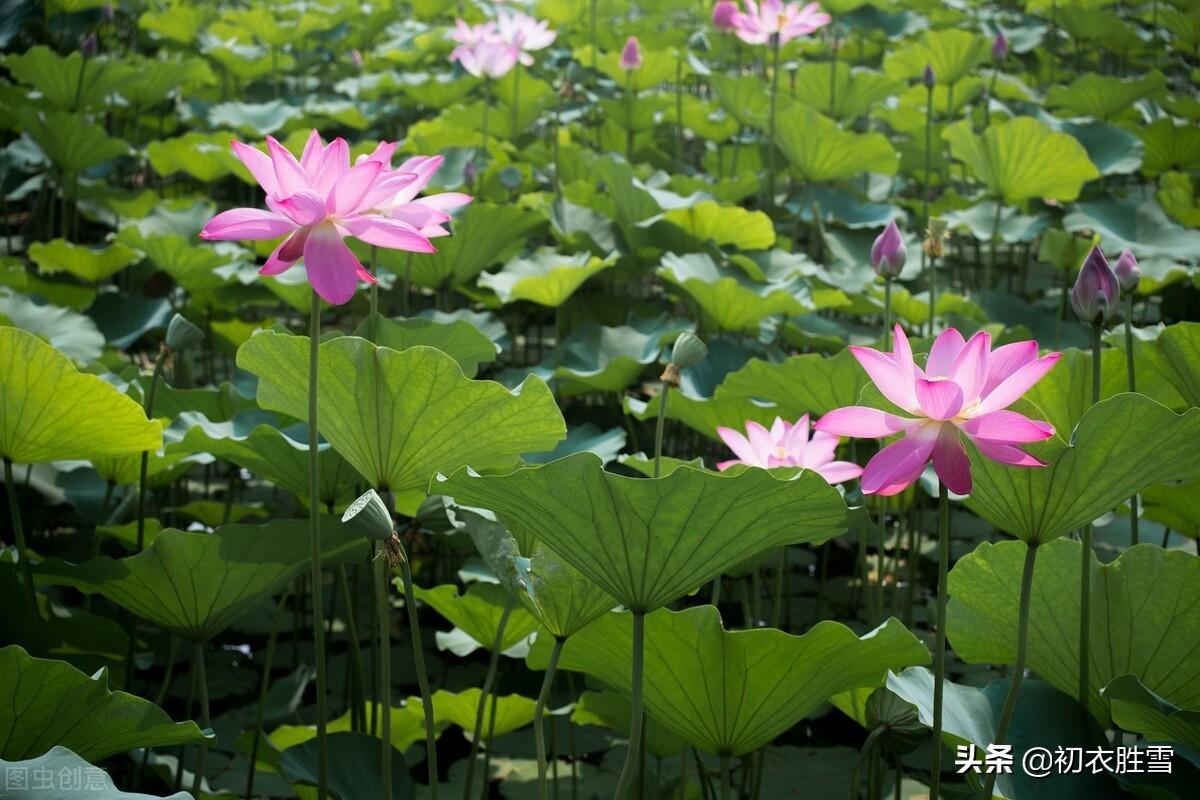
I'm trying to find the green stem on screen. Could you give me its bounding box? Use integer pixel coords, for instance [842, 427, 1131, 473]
[1124, 297, 1138, 546]
[883, 278, 892, 351]
[770, 546, 785, 629]
[4, 457, 39, 649]
[535, 638, 565, 800]
[400, 550, 438, 799]
[654, 385, 670, 478]
[875, 497, 887, 625]
[512, 64, 522, 144]
[719, 754, 730, 800]
[375, 553, 392, 800]
[463, 596, 515, 800]
[613, 612, 645, 800]
[675, 56, 684, 163]
[828, 37, 838, 118]
[337, 564, 367, 728]
[766, 36, 782, 210]
[1079, 323, 1102, 710]
[930, 483, 950, 800]
[626, 70, 634, 160]
[984, 201, 1002, 303]
[190, 641, 211, 798]
[137, 353, 166, 552]
[981, 543, 1038, 800]
[307, 290, 329, 800]
[246, 589, 290, 800]
[480, 672, 502, 800]
[922, 84, 934, 334]
[478, 82, 491, 183]
[983, 70, 998, 128]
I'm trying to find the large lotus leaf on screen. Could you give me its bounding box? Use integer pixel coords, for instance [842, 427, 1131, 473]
[0, 291, 104, 363]
[658, 252, 814, 333]
[1063, 196, 1200, 265]
[661, 201, 776, 251]
[773, 106, 899, 182]
[790, 62, 901, 122]
[17, 109, 130, 174]
[1104, 675, 1200, 752]
[966, 394, 1200, 544]
[0, 646, 208, 761]
[709, 74, 772, 130]
[589, 156, 663, 225]
[178, 412, 358, 506]
[718, 348, 868, 419]
[237, 332, 564, 494]
[0, 327, 161, 463]
[1054, 121, 1144, 176]
[1140, 480, 1200, 538]
[151, 380, 257, 422]
[265, 702, 437, 759]
[576, 44, 679, 92]
[35, 518, 370, 642]
[147, 130, 246, 183]
[1, 46, 132, 110]
[0, 746, 190, 800]
[351, 315, 498, 378]
[115, 227, 234, 292]
[437, 452, 852, 612]
[411, 582, 539, 652]
[523, 423, 626, 466]
[1140, 322, 1200, 408]
[943, 117, 1099, 204]
[623, 386, 781, 442]
[139, 2, 216, 44]
[1158, 172, 1200, 228]
[28, 239, 140, 283]
[1045, 72, 1167, 120]
[527, 608, 927, 756]
[883, 29, 990, 86]
[415, 689, 535, 740]
[947, 540, 1200, 723]
[1140, 119, 1200, 177]
[573, 689, 686, 758]
[477, 249, 615, 307]
[787, 185, 902, 230]
[114, 54, 215, 108]
[208, 99, 302, 136]
[943, 200, 1049, 244]
[276, 732, 415, 800]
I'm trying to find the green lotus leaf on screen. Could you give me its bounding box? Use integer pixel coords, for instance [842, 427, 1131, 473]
[790, 62, 901, 122]
[572, 689, 687, 758]
[276, 732, 415, 800]
[398, 72, 481, 108]
[1140, 480, 1200, 538]
[577, 44, 680, 92]
[658, 252, 814, 333]
[943, 201, 1049, 244]
[174, 500, 265, 527]
[114, 55, 215, 108]
[115, 227, 232, 292]
[1141, 322, 1200, 407]
[943, 117, 1099, 204]
[661, 201, 775, 251]
[478, 249, 615, 307]
[524, 423, 626, 466]
[139, 1, 217, 44]
[1063, 196, 1200, 262]
[1139, 119, 1200, 177]
[883, 29, 990, 86]
[208, 99, 302, 137]
[1045, 71, 1167, 120]
[437, 452, 852, 612]
[718, 347, 868, 420]
[788, 185, 902, 230]
[0, 291, 104, 363]
[28, 238, 140, 283]
[1, 46, 132, 110]
[265, 702, 438, 760]
[147, 130, 246, 183]
[0, 646, 208, 761]
[17, 109, 130, 174]
[709, 74, 772, 129]
[773, 106, 899, 182]
[589, 156, 663, 225]
[0, 327, 161, 463]
[1104, 674, 1200, 752]
[1054, 121, 1144, 176]
[1055, 5, 1141, 51]
[1158, 172, 1200, 228]
[35, 518, 370, 642]
[411, 582, 539, 652]
[527, 608, 927, 756]
[678, 95, 739, 142]
[947, 540, 1200, 723]
[415, 689, 535, 740]
[0, 746, 190, 800]
[351, 315, 498, 377]
[150, 380, 257, 422]
[967, 394, 1200, 545]
[0, 258, 97, 311]
[237, 332, 564, 494]
[90, 442, 198, 489]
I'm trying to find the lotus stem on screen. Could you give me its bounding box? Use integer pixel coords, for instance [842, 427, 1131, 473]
[771, 546, 786, 629]
[337, 564, 367, 727]
[480, 676, 503, 800]
[1079, 322, 1102, 710]
[765, 35, 782, 211]
[982, 542, 1038, 800]
[535, 637, 565, 800]
[190, 641, 211, 798]
[923, 82, 934, 335]
[246, 589, 289, 800]
[479, 83, 491, 184]
[1124, 296, 1138, 546]
[710, 575, 722, 607]
[654, 384, 670, 478]
[613, 611, 646, 800]
[3, 457, 38, 647]
[174, 652, 198, 793]
[930, 482, 950, 800]
[625, 70, 635, 161]
[983, 68, 998, 128]
[875, 497, 887, 625]
[307, 290, 330, 800]
[984, 200, 1002, 304]
[463, 595, 515, 800]
[675, 55, 684, 163]
[137, 351, 167, 552]
[719, 754, 731, 800]
[375, 552, 393, 800]
[512, 64, 522, 144]
[399, 547, 439, 799]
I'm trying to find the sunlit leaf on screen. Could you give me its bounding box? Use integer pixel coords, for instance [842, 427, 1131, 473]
[883, 29, 990, 86]
[28, 239, 140, 283]
[477, 249, 615, 307]
[773, 106, 899, 182]
[1045, 71, 1167, 120]
[412, 582, 539, 652]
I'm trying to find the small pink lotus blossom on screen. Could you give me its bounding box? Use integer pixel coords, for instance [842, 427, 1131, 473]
[815, 326, 1060, 496]
[496, 10, 556, 65]
[716, 415, 863, 485]
[450, 24, 520, 79]
[712, 1, 739, 31]
[619, 36, 642, 71]
[729, 0, 831, 46]
[200, 130, 470, 305]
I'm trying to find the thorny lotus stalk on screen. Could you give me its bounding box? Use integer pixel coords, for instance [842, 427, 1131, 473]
[246, 589, 290, 800]
[930, 482, 950, 800]
[613, 611, 646, 800]
[3, 457, 37, 648]
[535, 638, 565, 800]
[922, 80, 935, 333]
[375, 551, 392, 800]
[463, 596, 516, 799]
[307, 291, 330, 800]
[399, 538, 439, 799]
[765, 34, 782, 210]
[1079, 321, 1102, 709]
[191, 641, 211, 798]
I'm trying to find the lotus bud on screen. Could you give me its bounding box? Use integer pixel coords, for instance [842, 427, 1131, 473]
[80, 32, 98, 58]
[922, 63, 935, 89]
[1114, 248, 1140, 292]
[871, 220, 907, 280]
[712, 1, 738, 32]
[620, 36, 642, 71]
[923, 216, 949, 259]
[165, 313, 204, 352]
[992, 31, 1009, 62]
[463, 159, 477, 186]
[342, 489, 395, 542]
[351, 48, 364, 70]
[1071, 246, 1120, 326]
[102, 3, 115, 21]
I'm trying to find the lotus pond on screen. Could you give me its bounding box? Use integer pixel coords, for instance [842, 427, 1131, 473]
[2, 0, 1200, 798]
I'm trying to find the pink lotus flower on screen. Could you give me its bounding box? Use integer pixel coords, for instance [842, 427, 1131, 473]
[712, 1, 739, 32]
[619, 36, 642, 71]
[496, 10, 556, 65]
[450, 20, 520, 78]
[199, 130, 470, 305]
[717, 414, 863, 485]
[729, 0, 831, 46]
[814, 326, 1060, 496]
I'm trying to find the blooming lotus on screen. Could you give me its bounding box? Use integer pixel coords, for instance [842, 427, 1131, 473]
[450, 21, 520, 78]
[717, 414, 863, 485]
[200, 130, 470, 305]
[496, 10, 556, 64]
[815, 325, 1060, 496]
[712, 0, 738, 32]
[728, 0, 831, 46]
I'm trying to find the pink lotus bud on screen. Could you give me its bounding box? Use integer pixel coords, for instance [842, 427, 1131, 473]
[1114, 248, 1140, 292]
[712, 1, 738, 32]
[992, 31, 1009, 62]
[1071, 246, 1120, 326]
[351, 49, 364, 69]
[102, 3, 115, 21]
[80, 32, 98, 58]
[620, 36, 642, 71]
[871, 220, 906, 279]
[922, 63, 935, 89]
